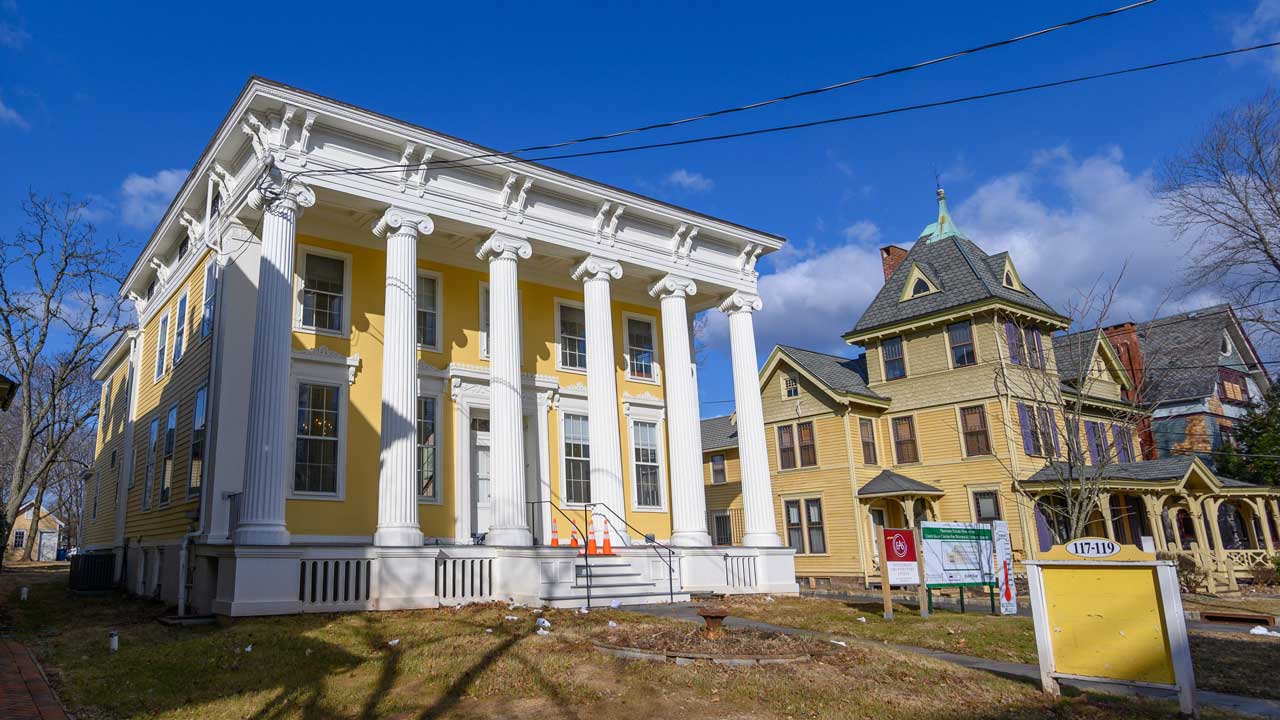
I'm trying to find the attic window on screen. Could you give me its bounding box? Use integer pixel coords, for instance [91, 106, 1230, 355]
[911, 278, 931, 297]
[783, 373, 799, 398]
[899, 264, 939, 301]
[1220, 331, 1233, 357]
[1004, 270, 1015, 287]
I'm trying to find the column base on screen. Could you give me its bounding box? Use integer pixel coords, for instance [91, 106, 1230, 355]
[484, 526, 533, 547]
[670, 530, 713, 547]
[742, 531, 784, 548]
[374, 526, 425, 547]
[233, 523, 291, 546]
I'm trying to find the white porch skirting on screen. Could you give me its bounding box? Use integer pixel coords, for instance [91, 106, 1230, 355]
[197, 542, 797, 616]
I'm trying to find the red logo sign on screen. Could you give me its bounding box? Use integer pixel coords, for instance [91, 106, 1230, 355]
[883, 528, 916, 562]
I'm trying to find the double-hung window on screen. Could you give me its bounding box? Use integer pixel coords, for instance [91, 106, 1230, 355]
[417, 396, 438, 501]
[295, 383, 340, 494]
[1084, 420, 1110, 464]
[13, 530, 24, 549]
[859, 418, 878, 465]
[142, 419, 159, 510]
[973, 490, 1002, 523]
[784, 374, 799, 398]
[300, 253, 345, 333]
[558, 304, 587, 370]
[960, 405, 992, 457]
[784, 498, 827, 554]
[1017, 404, 1058, 458]
[171, 293, 188, 365]
[625, 317, 656, 381]
[777, 425, 796, 470]
[711, 454, 727, 484]
[1112, 425, 1134, 463]
[159, 406, 177, 504]
[797, 421, 817, 467]
[892, 416, 919, 464]
[777, 422, 816, 470]
[563, 414, 591, 504]
[416, 274, 440, 349]
[882, 337, 906, 380]
[154, 313, 169, 380]
[948, 320, 976, 367]
[200, 260, 216, 338]
[631, 420, 662, 509]
[188, 386, 208, 498]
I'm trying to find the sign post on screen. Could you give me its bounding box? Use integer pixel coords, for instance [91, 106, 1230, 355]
[876, 528, 893, 619]
[878, 527, 923, 620]
[914, 526, 929, 619]
[993, 520, 1018, 615]
[1026, 538, 1197, 717]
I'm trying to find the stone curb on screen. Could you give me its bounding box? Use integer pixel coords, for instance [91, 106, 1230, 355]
[593, 641, 838, 666]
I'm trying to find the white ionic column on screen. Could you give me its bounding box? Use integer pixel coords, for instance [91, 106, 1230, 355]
[572, 256, 626, 522]
[721, 291, 782, 547]
[236, 172, 314, 546]
[477, 233, 533, 546]
[650, 275, 711, 547]
[373, 208, 434, 547]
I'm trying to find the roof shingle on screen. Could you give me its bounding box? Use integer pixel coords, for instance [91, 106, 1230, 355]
[775, 345, 886, 401]
[701, 415, 738, 452]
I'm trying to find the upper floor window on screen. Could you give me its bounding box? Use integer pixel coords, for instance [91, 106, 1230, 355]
[171, 293, 188, 365]
[797, 421, 817, 467]
[416, 274, 440, 350]
[859, 418, 878, 465]
[142, 419, 159, 510]
[159, 405, 177, 505]
[417, 396, 438, 501]
[960, 405, 992, 457]
[1219, 368, 1251, 404]
[948, 320, 976, 368]
[973, 490, 1002, 523]
[626, 317, 656, 381]
[777, 425, 796, 470]
[1112, 424, 1134, 463]
[711, 453, 726, 484]
[1018, 404, 1058, 458]
[783, 373, 799, 398]
[892, 416, 919, 464]
[1083, 420, 1110, 464]
[200, 260, 217, 338]
[631, 420, 663, 509]
[1004, 270, 1015, 288]
[563, 414, 591, 504]
[882, 337, 906, 380]
[295, 383, 340, 494]
[558, 303, 587, 370]
[1005, 321, 1044, 368]
[911, 278, 931, 297]
[300, 252, 346, 333]
[188, 386, 208, 498]
[1221, 331, 1233, 357]
[154, 312, 170, 380]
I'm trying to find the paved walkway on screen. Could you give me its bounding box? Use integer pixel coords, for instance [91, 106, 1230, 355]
[0, 640, 67, 720]
[631, 602, 1280, 719]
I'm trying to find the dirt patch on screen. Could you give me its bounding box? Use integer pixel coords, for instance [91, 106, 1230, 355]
[595, 624, 833, 658]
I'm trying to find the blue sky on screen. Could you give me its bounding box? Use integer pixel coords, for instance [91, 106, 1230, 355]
[0, 0, 1275, 418]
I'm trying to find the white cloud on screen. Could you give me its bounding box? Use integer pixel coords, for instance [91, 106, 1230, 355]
[0, 95, 26, 129]
[120, 169, 187, 228]
[1231, 0, 1280, 75]
[842, 220, 881, 243]
[664, 168, 714, 192]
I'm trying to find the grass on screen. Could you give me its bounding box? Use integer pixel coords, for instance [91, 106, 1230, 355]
[711, 594, 1280, 702]
[0, 567, 1249, 719]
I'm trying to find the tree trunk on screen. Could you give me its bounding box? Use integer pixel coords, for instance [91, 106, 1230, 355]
[21, 479, 48, 562]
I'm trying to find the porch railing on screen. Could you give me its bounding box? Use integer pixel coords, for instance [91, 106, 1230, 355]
[1225, 548, 1272, 572]
[298, 557, 374, 611]
[724, 554, 757, 589]
[435, 551, 494, 604]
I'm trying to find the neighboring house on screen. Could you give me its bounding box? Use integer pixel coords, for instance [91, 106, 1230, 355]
[0, 371, 15, 411]
[4, 503, 64, 563]
[1105, 305, 1271, 465]
[703, 190, 1279, 592]
[78, 77, 797, 616]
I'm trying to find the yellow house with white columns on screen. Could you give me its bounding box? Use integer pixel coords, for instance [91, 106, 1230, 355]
[79, 78, 797, 615]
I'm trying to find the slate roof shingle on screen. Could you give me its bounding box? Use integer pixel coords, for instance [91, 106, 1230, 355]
[701, 414, 738, 452]
[1025, 456, 1197, 483]
[858, 469, 944, 497]
[1137, 304, 1240, 404]
[774, 345, 886, 401]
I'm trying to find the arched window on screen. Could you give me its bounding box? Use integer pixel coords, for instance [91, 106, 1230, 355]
[1004, 270, 1015, 287]
[1220, 331, 1233, 357]
[912, 278, 930, 296]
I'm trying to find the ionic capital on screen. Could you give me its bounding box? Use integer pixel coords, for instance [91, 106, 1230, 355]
[246, 166, 315, 218]
[476, 232, 532, 262]
[649, 274, 697, 300]
[719, 290, 763, 314]
[373, 207, 434, 238]
[571, 255, 623, 283]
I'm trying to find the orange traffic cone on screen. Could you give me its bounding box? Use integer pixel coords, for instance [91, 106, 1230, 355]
[550, 517, 560, 547]
[602, 517, 613, 555]
[570, 528, 580, 548]
[586, 515, 599, 556]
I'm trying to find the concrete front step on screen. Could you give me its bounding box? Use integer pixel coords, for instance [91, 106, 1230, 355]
[539, 589, 690, 608]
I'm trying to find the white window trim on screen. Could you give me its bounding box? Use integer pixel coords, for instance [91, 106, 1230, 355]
[200, 258, 217, 339]
[416, 269, 443, 353]
[158, 404, 179, 507]
[154, 312, 170, 381]
[187, 385, 209, 500]
[622, 311, 661, 385]
[286, 349, 358, 501]
[554, 298, 588, 375]
[171, 291, 189, 367]
[293, 244, 353, 339]
[415, 383, 444, 505]
[710, 453, 727, 484]
[557, 393, 590, 508]
[623, 398, 668, 513]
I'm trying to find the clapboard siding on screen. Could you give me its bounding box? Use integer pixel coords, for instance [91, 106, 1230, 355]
[83, 358, 132, 547]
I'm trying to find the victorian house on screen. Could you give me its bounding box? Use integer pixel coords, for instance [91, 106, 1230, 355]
[78, 77, 798, 616]
[703, 190, 1280, 592]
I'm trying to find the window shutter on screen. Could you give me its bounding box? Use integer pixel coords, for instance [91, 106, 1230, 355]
[1085, 422, 1099, 465]
[1005, 322, 1021, 364]
[1032, 328, 1045, 368]
[1047, 409, 1061, 457]
[1017, 403, 1033, 455]
[1111, 425, 1130, 463]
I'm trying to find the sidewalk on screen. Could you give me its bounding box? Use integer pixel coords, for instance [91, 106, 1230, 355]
[631, 602, 1280, 719]
[0, 639, 67, 720]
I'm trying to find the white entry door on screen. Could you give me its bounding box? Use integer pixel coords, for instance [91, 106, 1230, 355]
[37, 531, 57, 561]
[471, 416, 492, 537]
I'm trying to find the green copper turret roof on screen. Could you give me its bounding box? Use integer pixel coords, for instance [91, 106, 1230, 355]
[917, 188, 967, 243]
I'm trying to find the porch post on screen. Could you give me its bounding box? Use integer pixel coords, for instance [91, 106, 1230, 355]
[236, 170, 314, 546]
[477, 233, 533, 546]
[721, 291, 782, 547]
[1251, 498, 1274, 552]
[650, 274, 711, 546]
[1270, 498, 1280, 547]
[1204, 497, 1238, 591]
[373, 209, 433, 547]
[572, 256, 627, 523]
[1097, 492, 1116, 541]
[1141, 495, 1166, 550]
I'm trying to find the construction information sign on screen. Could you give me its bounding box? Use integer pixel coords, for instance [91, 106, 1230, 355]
[882, 528, 920, 586]
[921, 522, 994, 587]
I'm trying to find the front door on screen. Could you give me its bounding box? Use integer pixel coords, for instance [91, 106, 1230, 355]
[471, 416, 492, 538]
[37, 531, 57, 562]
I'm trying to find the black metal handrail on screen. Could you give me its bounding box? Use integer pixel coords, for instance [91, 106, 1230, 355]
[527, 500, 595, 608]
[583, 502, 676, 605]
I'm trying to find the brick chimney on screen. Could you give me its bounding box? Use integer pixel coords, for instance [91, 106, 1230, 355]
[1104, 321, 1157, 460]
[880, 245, 908, 281]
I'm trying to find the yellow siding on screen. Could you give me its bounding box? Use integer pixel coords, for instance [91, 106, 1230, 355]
[84, 358, 132, 547]
[124, 250, 215, 541]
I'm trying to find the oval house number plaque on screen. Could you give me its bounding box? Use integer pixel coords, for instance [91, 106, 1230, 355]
[1064, 537, 1121, 558]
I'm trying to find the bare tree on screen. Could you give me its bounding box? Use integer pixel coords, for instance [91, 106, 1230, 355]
[1159, 89, 1280, 341]
[994, 268, 1158, 543]
[0, 192, 128, 567]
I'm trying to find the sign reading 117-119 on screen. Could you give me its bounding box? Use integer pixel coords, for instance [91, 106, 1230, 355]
[1064, 537, 1121, 558]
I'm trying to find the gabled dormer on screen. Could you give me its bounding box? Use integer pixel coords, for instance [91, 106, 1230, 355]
[999, 255, 1025, 292]
[898, 263, 941, 302]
